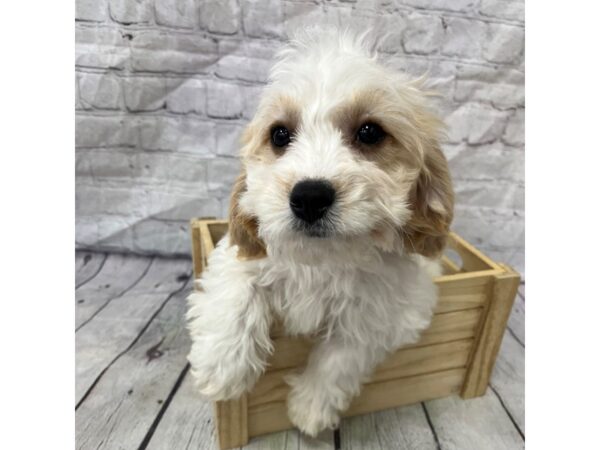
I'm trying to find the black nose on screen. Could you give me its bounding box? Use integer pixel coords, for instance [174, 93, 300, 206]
[290, 179, 336, 224]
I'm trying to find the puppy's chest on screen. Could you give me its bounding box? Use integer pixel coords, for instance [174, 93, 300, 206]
[258, 262, 398, 336]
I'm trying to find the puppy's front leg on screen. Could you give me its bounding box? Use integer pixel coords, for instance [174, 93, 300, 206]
[186, 240, 272, 401]
[286, 337, 388, 436]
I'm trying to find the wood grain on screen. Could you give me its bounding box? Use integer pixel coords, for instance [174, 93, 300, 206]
[145, 372, 219, 450]
[246, 368, 465, 438]
[425, 392, 524, 450]
[216, 396, 249, 449]
[461, 264, 520, 398]
[76, 280, 192, 449]
[75, 257, 191, 404]
[340, 405, 437, 450]
[490, 330, 524, 433]
[242, 429, 334, 450]
[75, 253, 152, 329]
[75, 251, 107, 288]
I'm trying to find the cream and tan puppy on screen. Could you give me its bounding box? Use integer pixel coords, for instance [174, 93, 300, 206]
[187, 29, 454, 436]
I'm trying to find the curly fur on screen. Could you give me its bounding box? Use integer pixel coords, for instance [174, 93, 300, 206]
[187, 28, 454, 436]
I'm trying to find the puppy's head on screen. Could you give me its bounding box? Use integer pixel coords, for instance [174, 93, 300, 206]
[229, 29, 453, 262]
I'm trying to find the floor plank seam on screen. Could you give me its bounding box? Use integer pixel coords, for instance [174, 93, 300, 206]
[333, 427, 341, 450]
[138, 363, 191, 450]
[76, 253, 108, 289]
[507, 325, 524, 348]
[421, 403, 442, 450]
[75, 273, 192, 410]
[488, 384, 525, 440]
[75, 257, 155, 332]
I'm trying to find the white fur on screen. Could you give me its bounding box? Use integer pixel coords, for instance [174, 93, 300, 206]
[187, 29, 444, 437]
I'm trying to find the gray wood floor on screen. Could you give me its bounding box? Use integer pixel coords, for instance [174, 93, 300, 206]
[75, 251, 525, 450]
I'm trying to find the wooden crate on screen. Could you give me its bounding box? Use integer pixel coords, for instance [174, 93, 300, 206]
[190, 218, 520, 449]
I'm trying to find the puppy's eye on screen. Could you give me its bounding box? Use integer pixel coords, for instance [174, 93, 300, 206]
[271, 126, 291, 147]
[357, 123, 386, 145]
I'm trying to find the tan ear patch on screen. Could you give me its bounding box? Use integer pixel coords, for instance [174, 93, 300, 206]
[402, 146, 454, 258]
[229, 171, 267, 260]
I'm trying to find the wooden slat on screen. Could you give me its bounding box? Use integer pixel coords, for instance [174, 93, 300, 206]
[207, 221, 228, 245]
[215, 396, 249, 449]
[191, 220, 204, 279]
[75, 251, 106, 287]
[340, 405, 438, 450]
[246, 365, 465, 438]
[75, 258, 191, 403]
[76, 280, 193, 449]
[461, 264, 520, 398]
[435, 273, 491, 313]
[263, 338, 472, 397]
[447, 232, 501, 272]
[75, 253, 152, 329]
[424, 391, 524, 449]
[346, 368, 465, 417]
[441, 255, 461, 274]
[371, 339, 472, 383]
[410, 308, 482, 348]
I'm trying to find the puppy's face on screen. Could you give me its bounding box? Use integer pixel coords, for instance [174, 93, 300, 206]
[229, 33, 453, 262]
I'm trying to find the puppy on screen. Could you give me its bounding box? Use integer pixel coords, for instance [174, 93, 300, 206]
[187, 29, 454, 436]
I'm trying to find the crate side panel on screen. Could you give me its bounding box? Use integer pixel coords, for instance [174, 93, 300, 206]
[247, 368, 466, 438]
[250, 340, 473, 409]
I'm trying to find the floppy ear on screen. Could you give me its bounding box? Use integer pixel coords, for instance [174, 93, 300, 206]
[228, 171, 267, 260]
[402, 145, 454, 257]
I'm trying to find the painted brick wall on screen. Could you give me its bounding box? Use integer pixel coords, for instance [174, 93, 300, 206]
[75, 0, 525, 274]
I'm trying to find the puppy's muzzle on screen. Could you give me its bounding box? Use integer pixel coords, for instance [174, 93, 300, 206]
[289, 179, 335, 224]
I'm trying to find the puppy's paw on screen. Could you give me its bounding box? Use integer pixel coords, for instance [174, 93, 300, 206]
[286, 376, 342, 437]
[188, 343, 260, 401]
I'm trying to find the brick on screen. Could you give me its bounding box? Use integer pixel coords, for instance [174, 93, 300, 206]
[215, 40, 279, 83]
[109, 0, 153, 24]
[452, 205, 524, 250]
[216, 123, 244, 157]
[75, 26, 130, 70]
[484, 24, 524, 64]
[480, 0, 524, 22]
[445, 142, 524, 183]
[454, 179, 524, 211]
[76, 214, 136, 251]
[77, 149, 211, 192]
[138, 116, 215, 154]
[199, 0, 241, 34]
[123, 77, 167, 112]
[76, 115, 139, 148]
[207, 157, 241, 196]
[166, 79, 206, 114]
[241, 84, 264, 119]
[241, 0, 284, 38]
[441, 17, 485, 60]
[131, 30, 218, 73]
[206, 81, 245, 118]
[403, 13, 444, 55]
[502, 108, 524, 147]
[78, 73, 122, 110]
[155, 0, 196, 28]
[454, 65, 524, 110]
[132, 218, 191, 254]
[152, 197, 221, 220]
[444, 103, 509, 144]
[76, 0, 108, 21]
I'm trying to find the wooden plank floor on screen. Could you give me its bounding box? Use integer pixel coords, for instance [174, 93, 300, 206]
[76, 252, 525, 450]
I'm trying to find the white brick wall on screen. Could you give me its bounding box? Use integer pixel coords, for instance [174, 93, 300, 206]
[75, 0, 525, 275]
